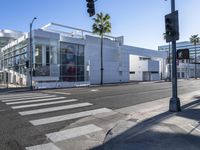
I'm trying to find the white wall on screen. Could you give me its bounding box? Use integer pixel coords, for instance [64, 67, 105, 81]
[85, 36, 167, 83]
[85, 36, 127, 84]
[129, 55, 160, 81]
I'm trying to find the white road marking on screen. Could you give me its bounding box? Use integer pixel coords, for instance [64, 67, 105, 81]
[188, 124, 200, 133]
[11, 99, 78, 109]
[26, 143, 60, 150]
[91, 89, 99, 92]
[1, 95, 51, 101]
[6, 97, 66, 105]
[46, 91, 71, 95]
[46, 124, 102, 142]
[19, 102, 92, 115]
[0, 93, 47, 99]
[30, 108, 112, 126]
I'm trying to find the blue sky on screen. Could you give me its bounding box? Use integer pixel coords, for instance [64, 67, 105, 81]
[0, 0, 200, 49]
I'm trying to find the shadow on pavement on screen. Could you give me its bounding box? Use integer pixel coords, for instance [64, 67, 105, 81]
[92, 98, 200, 150]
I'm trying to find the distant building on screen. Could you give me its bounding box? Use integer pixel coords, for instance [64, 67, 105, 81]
[158, 41, 200, 79]
[0, 29, 23, 48]
[0, 23, 167, 88]
[129, 55, 160, 81]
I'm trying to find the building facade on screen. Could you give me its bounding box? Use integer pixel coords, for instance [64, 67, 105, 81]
[158, 41, 200, 79]
[0, 23, 167, 88]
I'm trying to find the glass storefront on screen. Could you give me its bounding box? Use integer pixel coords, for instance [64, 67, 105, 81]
[1, 36, 86, 83]
[33, 37, 59, 77]
[60, 42, 85, 82]
[3, 40, 28, 75]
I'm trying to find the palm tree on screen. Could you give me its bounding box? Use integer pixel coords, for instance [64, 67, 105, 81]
[190, 34, 200, 79]
[92, 12, 111, 85]
[163, 33, 171, 81]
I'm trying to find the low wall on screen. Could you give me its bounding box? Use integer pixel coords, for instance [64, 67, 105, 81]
[34, 81, 90, 89]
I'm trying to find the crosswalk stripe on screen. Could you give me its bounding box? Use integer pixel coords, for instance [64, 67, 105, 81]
[11, 99, 78, 109]
[2, 95, 57, 102]
[0, 95, 49, 100]
[1, 95, 52, 101]
[19, 103, 92, 115]
[26, 143, 60, 150]
[6, 97, 66, 105]
[46, 124, 102, 142]
[0, 93, 47, 98]
[45, 91, 71, 95]
[30, 108, 112, 126]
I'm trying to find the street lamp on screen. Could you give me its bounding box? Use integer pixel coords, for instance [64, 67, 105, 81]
[30, 17, 37, 90]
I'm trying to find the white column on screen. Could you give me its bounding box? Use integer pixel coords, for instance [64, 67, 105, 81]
[42, 45, 46, 66]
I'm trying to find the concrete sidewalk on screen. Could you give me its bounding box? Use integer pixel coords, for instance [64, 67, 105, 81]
[91, 90, 200, 150]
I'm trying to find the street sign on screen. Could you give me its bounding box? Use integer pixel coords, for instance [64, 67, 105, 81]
[177, 49, 190, 60]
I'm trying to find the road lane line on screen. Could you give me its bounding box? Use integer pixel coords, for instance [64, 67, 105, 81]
[11, 99, 78, 109]
[6, 97, 66, 105]
[2, 95, 57, 102]
[26, 143, 60, 150]
[30, 108, 112, 126]
[19, 102, 92, 115]
[46, 124, 102, 142]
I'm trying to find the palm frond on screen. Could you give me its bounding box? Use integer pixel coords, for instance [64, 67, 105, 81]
[92, 12, 111, 36]
[190, 34, 200, 45]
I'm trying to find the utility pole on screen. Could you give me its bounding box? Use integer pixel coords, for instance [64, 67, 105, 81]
[29, 17, 37, 90]
[169, 0, 181, 111]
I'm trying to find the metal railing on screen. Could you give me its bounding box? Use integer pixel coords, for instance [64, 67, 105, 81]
[41, 22, 118, 41]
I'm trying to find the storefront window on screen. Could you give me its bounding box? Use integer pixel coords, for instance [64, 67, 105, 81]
[46, 46, 50, 65]
[34, 64, 50, 76]
[60, 42, 85, 82]
[33, 37, 59, 76]
[35, 45, 42, 64]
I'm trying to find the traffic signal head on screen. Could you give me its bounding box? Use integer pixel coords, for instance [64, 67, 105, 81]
[165, 18, 173, 36]
[177, 49, 190, 60]
[165, 11, 179, 42]
[86, 0, 95, 17]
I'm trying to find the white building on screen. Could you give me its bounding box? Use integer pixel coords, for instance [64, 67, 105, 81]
[0, 23, 167, 88]
[129, 55, 160, 81]
[0, 29, 23, 48]
[158, 41, 200, 79]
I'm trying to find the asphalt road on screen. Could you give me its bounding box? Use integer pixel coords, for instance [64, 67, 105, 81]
[0, 79, 199, 149]
[41, 79, 200, 109]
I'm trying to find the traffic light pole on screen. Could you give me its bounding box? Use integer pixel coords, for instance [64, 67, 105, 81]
[30, 23, 33, 90]
[169, 0, 181, 112]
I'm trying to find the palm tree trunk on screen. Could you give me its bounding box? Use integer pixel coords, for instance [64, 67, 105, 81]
[100, 35, 103, 85]
[195, 43, 197, 79]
